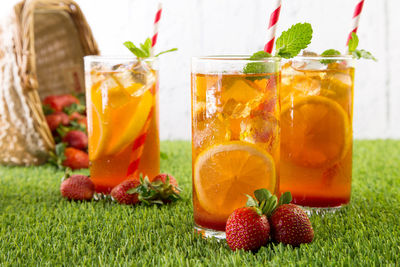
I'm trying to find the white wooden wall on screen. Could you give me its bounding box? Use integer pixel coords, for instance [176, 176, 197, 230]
[1, 0, 399, 139]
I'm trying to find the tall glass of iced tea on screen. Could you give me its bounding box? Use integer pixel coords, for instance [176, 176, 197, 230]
[280, 55, 354, 209]
[191, 56, 280, 238]
[84, 56, 160, 194]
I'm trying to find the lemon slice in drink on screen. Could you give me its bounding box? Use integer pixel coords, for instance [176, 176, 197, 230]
[194, 141, 276, 217]
[281, 95, 350, 168]
[106, 90, 154, 155]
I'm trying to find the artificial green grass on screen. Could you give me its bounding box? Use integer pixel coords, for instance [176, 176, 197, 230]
[0, 140, 399, 266]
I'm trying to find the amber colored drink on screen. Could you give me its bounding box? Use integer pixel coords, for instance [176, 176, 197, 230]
[280, 56, 354, 208]
[84, 57, 159, 194]
[191, 56, 280, 235]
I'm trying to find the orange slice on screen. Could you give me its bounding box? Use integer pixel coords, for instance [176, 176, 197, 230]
[106, 90, 153, 155]
[281, 95, 350, 168]
[194, 141, 276, 217]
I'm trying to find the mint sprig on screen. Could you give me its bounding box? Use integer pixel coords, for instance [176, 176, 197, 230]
[123, 38, 177, 59]
[320, 49, 341, 64]
[275, 22, 313, 59]
[243, 22, 313, 74]
[348, 33, 376, 61]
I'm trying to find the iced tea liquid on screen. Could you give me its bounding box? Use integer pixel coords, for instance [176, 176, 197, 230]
[280, 58, 354, 207]
[191, 57, 280, 233]
[85, 57, 160, 194]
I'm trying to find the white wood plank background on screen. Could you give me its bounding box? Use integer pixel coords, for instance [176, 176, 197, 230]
[1, 0, 399, 139]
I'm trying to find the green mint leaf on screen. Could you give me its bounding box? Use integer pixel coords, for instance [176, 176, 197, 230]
[155, 48, 178, 57]
[123, 41, 147, 58]
[275, 22, 313, 59]
[278, 192, 292, 206]
[320, 49, 341, 64]
[243, 50, 275, 75]
[140, 38, 152, 57]
[254, 188, 272, 204]
[352, 49, 377, 61]
[250, 51, 272, 60]
[348, 32, 359, 52]
[246, 194, 258, 208]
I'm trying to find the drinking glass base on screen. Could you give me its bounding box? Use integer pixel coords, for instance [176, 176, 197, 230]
[194, 225, 226, 240]
[301, 205, 346, 216]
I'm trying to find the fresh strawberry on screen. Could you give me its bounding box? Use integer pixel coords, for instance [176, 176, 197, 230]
[45, 112, 69, 131]
[111, 174, 181, 205]
[111, 178, 141, 205]
[60, 174, 94, 201]
[269, 203, 314, 246]
[69, 111, 85, 121]
[226, 206, 270, 251]
[78, 117, 87, 129]
[62, 147, 89, 170]
[43, 94, 80, 112]
[62, 130, 88, 150]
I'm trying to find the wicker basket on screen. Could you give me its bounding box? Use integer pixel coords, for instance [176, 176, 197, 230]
[0, 0, 99, 166]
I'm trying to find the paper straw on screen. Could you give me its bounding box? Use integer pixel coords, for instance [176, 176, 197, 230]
[264, 0, 282, 54]
[346, 0, 365, 46]
[151, 2, 163, 56]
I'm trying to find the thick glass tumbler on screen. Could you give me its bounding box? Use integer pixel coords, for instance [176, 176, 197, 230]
[191, 56, 280, 238]
[280, 56, 354, 209]
[84, 56, 160, 194]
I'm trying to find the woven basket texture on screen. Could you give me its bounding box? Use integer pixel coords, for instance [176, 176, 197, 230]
[0, 0, 99, 166]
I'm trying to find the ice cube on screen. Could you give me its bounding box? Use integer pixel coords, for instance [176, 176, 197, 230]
[240, 114, 279, 152]
[113, 62, 155, 97]
[321, 72, 352, 99]
[98, 75, 130, 109]
[221, 78, 263, 104]
[193, 115, 231, 153]
[222, 98, 251, 119]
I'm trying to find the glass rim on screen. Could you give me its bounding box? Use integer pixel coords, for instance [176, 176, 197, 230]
[84, 55, 157, 62]
[291, 55, 354, 61]
[192, 55, 281, 62]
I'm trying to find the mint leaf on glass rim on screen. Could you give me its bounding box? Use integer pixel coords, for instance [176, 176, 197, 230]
[124, 38, 177, 59]
[275, 22, 313, 59]
[320, 49, 341, 64]
[348, 33, 377, 61]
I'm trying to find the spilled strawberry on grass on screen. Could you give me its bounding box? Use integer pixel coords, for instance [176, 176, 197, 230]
[226, 189, 314, 251]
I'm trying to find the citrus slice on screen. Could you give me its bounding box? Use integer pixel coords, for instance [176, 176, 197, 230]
[281, 95, 350, 168]
[106, 90, 153, 155]
[194, 141, 276, 217]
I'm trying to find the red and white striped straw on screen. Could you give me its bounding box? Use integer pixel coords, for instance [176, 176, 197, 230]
[151, 2, 163, 56]
[264, 0, 282, 54]
[346, 0, 365, 46]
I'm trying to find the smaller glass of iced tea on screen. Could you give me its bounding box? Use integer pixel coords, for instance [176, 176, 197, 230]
[280, 55, 354, 210]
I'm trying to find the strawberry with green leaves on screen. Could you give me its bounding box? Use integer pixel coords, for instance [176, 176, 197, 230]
[60, 173, 94, 201]
[111, 174, 181, 205]
[49, 143, 89, 170]
[226, 189, 314, 251]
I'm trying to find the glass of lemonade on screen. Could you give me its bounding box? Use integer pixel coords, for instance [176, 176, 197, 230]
[84, 56, 160, 194]
[191, 56, 280, 238]
[280, 55, 354, 209]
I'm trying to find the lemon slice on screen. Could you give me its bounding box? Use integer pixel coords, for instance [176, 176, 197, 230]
[194, 141, 276, 217]
[106, 90, 154, 155]
[281, 95, 350, 168]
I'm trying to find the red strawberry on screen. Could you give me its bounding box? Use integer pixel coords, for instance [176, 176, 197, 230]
[151, 173, 180, 193]
[269, 203, 314, 246]
[60, 174, 94, 200]
[62, 147, 89, 170]
[69, 111, 85, 121]
[62, 130, 88, 150]
[43, 94, 80, 112]
[111, 179, 141, 205]
[46, 112, 69, 131]
[226, 207, 270, 251]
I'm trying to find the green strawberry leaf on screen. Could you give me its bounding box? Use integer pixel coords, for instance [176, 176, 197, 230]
[254, 188, 272, 203]
[246, 194, 259, 208]
[264, 195, 278, 217]
[42, 104, 54, 115]
[63, 103, 86, 115]
[275, 22, 313, 59]
[278, 191, 292, 206]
